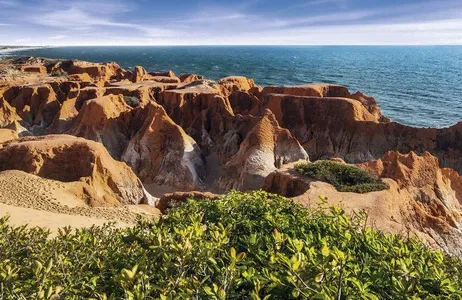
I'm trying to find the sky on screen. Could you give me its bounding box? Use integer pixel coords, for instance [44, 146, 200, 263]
[0, 0, 462, 46]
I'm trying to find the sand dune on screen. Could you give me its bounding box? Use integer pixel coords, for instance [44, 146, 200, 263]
[0, 170, 159, 230]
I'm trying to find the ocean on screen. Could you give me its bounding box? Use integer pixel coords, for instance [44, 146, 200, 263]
[4, 46, 462, 128]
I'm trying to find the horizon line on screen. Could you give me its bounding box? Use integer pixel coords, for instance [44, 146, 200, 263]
[4, 44, 462, 48]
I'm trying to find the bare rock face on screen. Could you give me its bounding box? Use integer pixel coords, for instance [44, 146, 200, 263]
[219, 110, 308, 191]
[262, 92, 462, 173]
[158, 80, 235, 152]
[217, 76, 258, 96]
[179, 73, 205, 83]
[359, 151, 462, 227]
[228, 90, 260, 115]
[131, 66, 148, 83]
[2, 84, 61, 128]
[67, 94, 131, 158]
[261, 84, 350, 98]
[359, 151, 462, 256]
[0, 57, 461, 246]
[158, 80, 226, 127]
[264, 151, 462, 257]
[261, 84, 387, 121]
[53, 60, 126, 86]
[0, 97, 22, 128]
[20, 65, 47, 74]
[0, 135, 151, 205]
[0, 129, 18, 144]
[263, 162, 311, 197]
[149, 70, 176, 78]
[442, 168, 462, 203]
[349, 91, 389, 122]
[122, 102, 206, 190]
[104, 81, 173, 106]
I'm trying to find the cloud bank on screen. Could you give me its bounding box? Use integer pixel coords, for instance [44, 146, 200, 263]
[0, 0, 461, 45]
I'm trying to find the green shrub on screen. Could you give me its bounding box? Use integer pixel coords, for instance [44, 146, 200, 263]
[124, 96, 140, 108]
[50, 71, 68, 77]
[1, 191, 461, 299]
[296, 160, 388, 193]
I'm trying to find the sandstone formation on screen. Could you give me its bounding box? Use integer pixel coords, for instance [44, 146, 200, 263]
[219, 110, 308, 190]
[0, 135, 153, 206]
[217, 76, 258, 96]
[0, 170, 159, 229]
[1, 56, 462, 256]
[122, 102, 206, 190]
[264, 152, 462, 257]
[131, 66, 148, 83]
[261, 92, 462, 173]
[0, 128, 18, 143]
[0, 97, 22, 128]
[67, 94, 131, 157]
[359, 151, 462, 229]
[52, 60, 125, 86]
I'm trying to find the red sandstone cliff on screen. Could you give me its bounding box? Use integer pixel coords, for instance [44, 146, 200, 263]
[0, 57, 461, 254]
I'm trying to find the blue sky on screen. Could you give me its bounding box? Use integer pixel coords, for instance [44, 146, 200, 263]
[1, 0, 461, 45]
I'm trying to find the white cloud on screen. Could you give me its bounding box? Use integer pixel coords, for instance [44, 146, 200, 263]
[291, 0, 348, 8]
[34, 7, 130, 29]
[29, 1, 177, 38]
[2, 0, 462, 45]
[49, 34, 67, 40]
[0, 0, 17, 7]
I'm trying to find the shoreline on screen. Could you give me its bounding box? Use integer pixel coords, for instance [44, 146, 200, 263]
[0, 46, 49, 56]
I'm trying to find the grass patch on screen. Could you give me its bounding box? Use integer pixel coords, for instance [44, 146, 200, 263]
[296, 160, 388, 193]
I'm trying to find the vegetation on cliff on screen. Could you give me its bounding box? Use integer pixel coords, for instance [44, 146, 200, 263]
[296, 160, 388, 193]
[1, 191, 461, 299]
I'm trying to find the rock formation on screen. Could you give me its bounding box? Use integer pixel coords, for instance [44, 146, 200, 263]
[121, 102, 206, 190]
[219, 110, 308, 190]
[131, 66, 148, 83]
[0, 97, 22, 128]
[52, 60, 125, 86]
[264, 151, 462, 257]
[0, 129, 18, 143]
[0, 57, 461, 256]
[261, 92, 462, 173]
[67, 94, 131, 157]
[0, 135, 152, 206]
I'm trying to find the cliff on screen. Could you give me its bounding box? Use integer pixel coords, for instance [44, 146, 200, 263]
[0, 57, 461, 256]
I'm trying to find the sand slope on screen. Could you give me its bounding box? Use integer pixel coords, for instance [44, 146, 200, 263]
[0, 170, 159, 230]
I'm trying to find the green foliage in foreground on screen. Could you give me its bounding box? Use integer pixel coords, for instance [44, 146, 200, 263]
[296, 160, 388, 193]
[1, 191, 461, 299]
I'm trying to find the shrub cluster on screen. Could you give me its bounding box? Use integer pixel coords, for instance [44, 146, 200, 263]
[124, 96, 140, 108]
[50, 71, 68, 77]
[1, 191, 461, 299]
[296, 160, 388, 193]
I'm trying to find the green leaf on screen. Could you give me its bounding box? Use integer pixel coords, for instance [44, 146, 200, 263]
[321, 242, 330, 257]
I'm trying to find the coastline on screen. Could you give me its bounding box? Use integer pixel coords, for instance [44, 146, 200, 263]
[4, 46, 460, 128]
[0, 56, 461, 259]
[0, 46, 49, 57]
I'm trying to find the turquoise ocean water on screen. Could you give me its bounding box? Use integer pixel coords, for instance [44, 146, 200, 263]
[5, 46, 462, 128]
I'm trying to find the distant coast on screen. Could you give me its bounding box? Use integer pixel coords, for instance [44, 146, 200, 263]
[0, 46, 47, 56]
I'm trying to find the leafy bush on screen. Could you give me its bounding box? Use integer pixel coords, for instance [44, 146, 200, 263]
[1, 191, 461, 299]
[296, 160, 388, 193]
[124, 96, 140, 108]
[50, 71, 68, 77]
